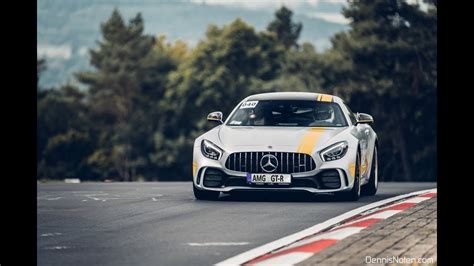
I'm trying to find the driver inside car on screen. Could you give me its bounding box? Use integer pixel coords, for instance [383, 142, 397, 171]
[310, 105, 335, 126]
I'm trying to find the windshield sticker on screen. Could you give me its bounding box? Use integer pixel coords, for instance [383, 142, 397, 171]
[229, 120, 242, 125]
[240, 101, 258, 109]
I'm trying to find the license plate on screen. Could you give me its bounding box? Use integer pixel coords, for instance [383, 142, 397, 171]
[247, 173, 291, 184]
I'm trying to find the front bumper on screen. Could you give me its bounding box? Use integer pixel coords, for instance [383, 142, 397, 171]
[193, 144, 358, 194]
[195, 167, 352, 193]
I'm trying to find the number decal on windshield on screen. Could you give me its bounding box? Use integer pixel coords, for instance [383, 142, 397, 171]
[240, 101, 258, 109]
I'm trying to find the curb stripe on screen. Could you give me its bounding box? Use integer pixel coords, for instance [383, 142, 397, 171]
[216, 189, 437, 266]
[249, 240, 337, 265]
[404, 196, 431, 203]
[252, 252, 314, 266]
[273, 227, 362, 255]
[359, 209, 402, 220]
[419, 192, 437, 198]
[248, 192, 437, 265]
[383, 202, 416, 211]
[292, 239, 337, 253]
[336, 218, 382, 229]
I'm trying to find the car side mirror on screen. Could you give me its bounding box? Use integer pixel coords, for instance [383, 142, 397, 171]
[207, 111, 223, 124]
[356, 112, 374, 124]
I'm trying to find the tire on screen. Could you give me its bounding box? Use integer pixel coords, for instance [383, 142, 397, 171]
[339, 150, 361, 201]
[362, 146, 378, 196]
[193, 183, 220, 200]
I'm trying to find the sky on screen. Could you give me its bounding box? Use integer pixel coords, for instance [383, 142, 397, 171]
[37, 0, 349, 60]
[189, 0, 350, 23]
[39, 0, 433, 88]
[37, 0, 431, 88]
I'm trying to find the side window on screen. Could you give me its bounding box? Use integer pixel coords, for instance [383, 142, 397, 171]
[344, 103, 357, 125]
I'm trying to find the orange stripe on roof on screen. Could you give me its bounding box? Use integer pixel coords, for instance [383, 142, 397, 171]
[320, 95, 333, 102]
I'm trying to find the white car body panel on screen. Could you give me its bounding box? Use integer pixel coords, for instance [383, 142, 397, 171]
[192, 92, 377, 195]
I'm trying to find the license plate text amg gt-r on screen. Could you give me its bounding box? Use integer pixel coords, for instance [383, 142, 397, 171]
[192, 92, 378, 201]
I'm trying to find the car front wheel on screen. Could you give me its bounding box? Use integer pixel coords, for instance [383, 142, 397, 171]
[338, 150, 361, 201]
[193, 183, 220, 200]
[362, 146, 378, 196]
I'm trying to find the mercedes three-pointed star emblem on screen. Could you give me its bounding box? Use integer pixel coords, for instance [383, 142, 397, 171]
[260, 154, 279, 173]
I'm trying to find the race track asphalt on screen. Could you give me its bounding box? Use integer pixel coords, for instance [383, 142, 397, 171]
[37, 182, 436, 266]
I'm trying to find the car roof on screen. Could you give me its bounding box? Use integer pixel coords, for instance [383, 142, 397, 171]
[245, 92, 342, 102]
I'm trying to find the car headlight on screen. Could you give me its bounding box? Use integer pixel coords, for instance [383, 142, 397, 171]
[201, 140, 223, 160]
[320, 141, 348, 162]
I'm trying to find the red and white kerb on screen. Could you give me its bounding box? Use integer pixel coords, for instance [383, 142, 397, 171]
[244, 192, 437, 265]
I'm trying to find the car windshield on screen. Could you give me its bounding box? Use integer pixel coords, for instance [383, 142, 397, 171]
[226, 100, 348, 127]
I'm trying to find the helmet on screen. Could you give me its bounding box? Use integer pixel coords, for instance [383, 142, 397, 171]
[314, 105, 334, 122]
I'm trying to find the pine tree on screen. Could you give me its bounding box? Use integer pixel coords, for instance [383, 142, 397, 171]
[37, 58, 46, 88]
[267, 6, 302, 49]
[76, 9, 156, 181]
[325, 0, 437, 181]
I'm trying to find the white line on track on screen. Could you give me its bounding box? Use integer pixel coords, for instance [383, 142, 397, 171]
[44, 246, 69, 250]
[40, 232, 62, 237]
[45, 197, 62, 201]
[216, 188, 437, 266]
[188, 242, 250, 247]
[152, 194, 164, 201]
[72, 191, 105, 193]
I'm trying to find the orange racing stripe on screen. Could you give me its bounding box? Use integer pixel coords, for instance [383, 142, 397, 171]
[297, 128, 326, 155]
[348, 162, 356, 178]
[192, 161, 198, 177]
[320, 94, 333, 102]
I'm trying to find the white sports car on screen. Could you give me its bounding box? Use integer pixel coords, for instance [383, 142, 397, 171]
[192, 92, 378, 201]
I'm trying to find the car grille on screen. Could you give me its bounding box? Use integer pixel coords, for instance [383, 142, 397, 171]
[225, 152, 316, 174]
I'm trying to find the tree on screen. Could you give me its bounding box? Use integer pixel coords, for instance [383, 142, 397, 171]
[76, 10, 180, 181]
[76, 9, 156, 181]
[37, 58, 46, 88]
[154, 19, 284, 178]
[257, 42, 326, 93]
[37, 5, 437, 182]
[267, 6, 302, 49]
[37, 84, 94, 180]
[321, 0, 437, 181]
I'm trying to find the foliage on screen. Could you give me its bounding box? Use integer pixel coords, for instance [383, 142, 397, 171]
[37, 58, 47, 88]
[73, 9, 179, 180]
[37, 3, 437, 181]
[37, 0, 347, 88]
[322, 0, 437, 180]
[267, 6, 302, 49]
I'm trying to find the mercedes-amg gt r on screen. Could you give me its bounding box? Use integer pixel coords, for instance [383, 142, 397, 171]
[192, 92, 378, 201]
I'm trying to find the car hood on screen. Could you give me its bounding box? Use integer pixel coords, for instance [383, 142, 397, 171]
[218, 126, 348, 152]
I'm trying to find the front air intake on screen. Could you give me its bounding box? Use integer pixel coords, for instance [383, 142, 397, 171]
[203, 168, 225, 187]
[316, 170, 341, 189]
